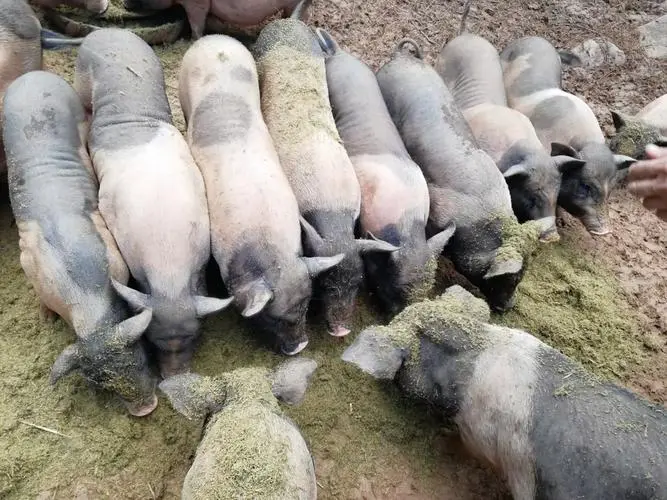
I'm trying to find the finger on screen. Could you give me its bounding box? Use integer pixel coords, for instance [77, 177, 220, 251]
[645, 144, 667, 160]
[627, 178, 667, 197]
[627, 161, 667, 182]
[641, 195, 667, 211]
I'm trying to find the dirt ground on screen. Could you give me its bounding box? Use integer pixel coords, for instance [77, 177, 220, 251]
[1, 0, 666, 499]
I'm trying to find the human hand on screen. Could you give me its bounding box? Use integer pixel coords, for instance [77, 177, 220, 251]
[627, 145, 667, 221]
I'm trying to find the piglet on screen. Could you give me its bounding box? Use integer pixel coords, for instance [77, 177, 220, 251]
[31, 0, 109, 14]
[159, 359, 318, 499]
[435, 33, 585, 238]
[253, 21, 397, 335]
[123, 0, 311, 40]
[179, 34, 342, 355]
[610, 94, 667, 160]
[377, 40, 542, 312]
[4, 70, 157, 416]
[342, 285, 667, 500]
[500, 36, 636, 235]
[74, 28, 233, 377]
[315, 28, 454, 315]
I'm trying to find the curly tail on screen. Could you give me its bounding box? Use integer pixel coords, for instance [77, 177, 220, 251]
[396, 38, 423, 59]
[40, 29, 84, 50]
[315, 27, 338, 56]
[459, 0, 473, 35]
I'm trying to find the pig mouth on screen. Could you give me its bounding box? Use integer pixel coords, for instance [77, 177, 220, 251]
[123, 393, 158, 417]
[579, 207, 611, 236]
[281, 340, 309, 356]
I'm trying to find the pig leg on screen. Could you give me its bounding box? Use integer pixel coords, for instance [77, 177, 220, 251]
[178, 0, 209, 39]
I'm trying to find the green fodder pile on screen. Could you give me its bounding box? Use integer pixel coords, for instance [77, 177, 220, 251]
[494, 233, 647, 381]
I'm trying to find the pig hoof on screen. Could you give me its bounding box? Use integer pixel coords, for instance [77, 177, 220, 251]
[328, 326, 351, 338]
[281, 340, 309, 356]
[125, 394, 158, 417]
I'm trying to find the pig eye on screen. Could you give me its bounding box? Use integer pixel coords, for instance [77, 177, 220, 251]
[577, 182, 592, 198]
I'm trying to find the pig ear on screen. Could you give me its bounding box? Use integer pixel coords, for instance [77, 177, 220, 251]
[194, 296, 234, 318]
[341, 327, 408, 380]
[238, 278, 274, 318]
[610, 110, 629, 131]
[484, 255, 524, 280]
[271, 357, 318, 406]
[613, 154, 637, 170]
[427, 222, 456, 256]
[50, 344, 81, 385]
[111, 278, 151, 311]
[503, 163, 530, 180]
[159, 373, 225, 420]
[550, 142, 579, 159]
[356, 232, 400, 254]
[114, 308, 153, 346]
[557, 50, 582, 67]
[552, 156, 586, 174]
[299, 216, 325, 254]
[302, 253, 345, 278]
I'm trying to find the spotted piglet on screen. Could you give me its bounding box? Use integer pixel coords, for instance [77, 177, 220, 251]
[500, 36, 636, 235]
[179, 34, 343, 355]
[74, 28, 233, 377]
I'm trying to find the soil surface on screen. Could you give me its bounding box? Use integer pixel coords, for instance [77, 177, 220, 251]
[1, 0, 665, 498]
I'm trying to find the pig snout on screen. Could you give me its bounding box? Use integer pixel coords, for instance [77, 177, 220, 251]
[535, 215, 560, 243]
[86, 0, 109, 14]
[281, 339, 309, 356]
[277, 321, 310, 356]
[123, 392, 159, 417]
[158, 348, 194, 378]
[323, 292, 355, 337]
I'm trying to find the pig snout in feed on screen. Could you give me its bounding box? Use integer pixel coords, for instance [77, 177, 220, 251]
[376, 39, 541, 312]
[316, 28, 453, 316]
[180, 34, 339, 355]
[159, 360, 318, 499]
[610, 94, 667, 160]
[74, 28, 233, 378]
[3, 70, 158, 417]
[435, 33, 586, 241]
[254, 20, 379, 337]
[342, 285, 667, 500]
[500, 36, 636, 236]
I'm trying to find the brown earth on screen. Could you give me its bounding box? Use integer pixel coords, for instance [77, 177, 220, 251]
[1, 0, 665, 499]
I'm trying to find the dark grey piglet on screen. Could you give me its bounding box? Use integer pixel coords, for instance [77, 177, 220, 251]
[376, 40, 542, 312]
[316, 29, 455, 315]
[500, 36, 636, 235]
[610, 94, 667, 160]
[435, 33, 585, 238]
[74, 28, 233, 377]
[342, 285, 667, 500]
[3, 70, 157, 416]
[159, 359, 318, 499]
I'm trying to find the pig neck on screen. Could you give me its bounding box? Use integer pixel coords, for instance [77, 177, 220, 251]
[70, 287, 128, 339]
[303, 210, 357, 253]
[496, 140, 545, 174]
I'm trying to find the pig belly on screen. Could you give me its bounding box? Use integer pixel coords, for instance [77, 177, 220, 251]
[514, 89, 605, 150]
[464, 105, 543, 163]
[92, 125, 210, 290]
[637, 94, 667, 132]
[192, 139, 302, 277]
[210, 0, 296, 26]
[278, 131, 361, 215]
[352, 153, 429, 235]
[17, 220, 75, 327]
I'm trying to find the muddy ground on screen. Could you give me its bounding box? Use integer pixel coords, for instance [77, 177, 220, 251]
[1, 0, 666, 498]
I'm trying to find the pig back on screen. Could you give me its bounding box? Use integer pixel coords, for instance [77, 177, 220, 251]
[500, 36, 563, 103]
[254, 19, 360, 215]
[75, 28, 174, 152]
[325, 49, 410, 160]
[435, 34, 507, 110]
[182, 403, 317, 500]
[4, 71, 125, 308]
[377, 53, 512, 220]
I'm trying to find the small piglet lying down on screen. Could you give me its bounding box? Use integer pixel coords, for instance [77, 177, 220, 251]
[342, 286, 667, 500]
[4, 70, 157, 416]
[160, 359, 318, 500]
